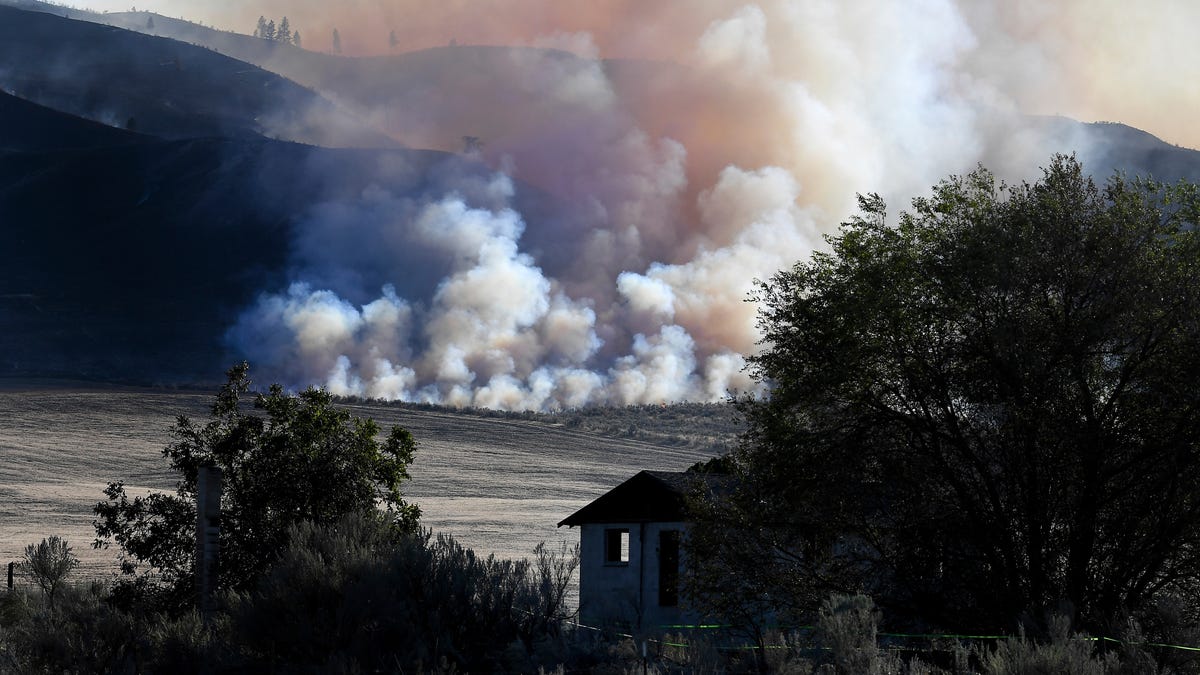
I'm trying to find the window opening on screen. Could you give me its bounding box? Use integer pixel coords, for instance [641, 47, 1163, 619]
[605, 528, 630, 564]
[659, 530, 680, 606]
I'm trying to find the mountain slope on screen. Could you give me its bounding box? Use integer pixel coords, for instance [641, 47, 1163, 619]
[0, 90, 146, 151]
[4, 0, 1200, 392]
[1070, 120, 1200, 184]
[80, 11, 1200, 196]
[0, 4, 391, 147]
[0, 90, 571, 384]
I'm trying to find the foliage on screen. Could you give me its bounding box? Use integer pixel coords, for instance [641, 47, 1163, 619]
[688, 454, 737, 474]
[0, 580, 233, 674]
[19, 536, 79, 604]
[93, 362, 420, 610]
[819, 594, 882, 674]
[976, 615, 1118, 675]
[227, 512, 580, 673]
[1, 519, 579, 673]
[0, 583, 141, 673]
[254, 15, 300, 45]
[690, 156, 1200, 634]
[4, 581, 1197, 673]
[1134, 594, 1200, 673]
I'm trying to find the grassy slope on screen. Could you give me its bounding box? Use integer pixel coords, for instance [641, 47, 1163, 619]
[0, 388, 738, 580]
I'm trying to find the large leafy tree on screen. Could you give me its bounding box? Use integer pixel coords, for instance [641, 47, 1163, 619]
[690, 156, 1200, 632]
[94, 362, 420, 608]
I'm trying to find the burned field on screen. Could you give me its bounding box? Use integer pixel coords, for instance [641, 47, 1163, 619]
[0, 386, 734, 579]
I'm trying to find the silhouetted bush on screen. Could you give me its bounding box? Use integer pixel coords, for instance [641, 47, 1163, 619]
[975, 614, 1118, 674]
[0, 516, 582, 673]
[6, 576, 1199, 672]
[19, 535, 79, 606]
[818, 594, 882, 674]
[0, 583, 143, 673]
[1129, 593, 1200, 674]
[227, 512, 580, 673]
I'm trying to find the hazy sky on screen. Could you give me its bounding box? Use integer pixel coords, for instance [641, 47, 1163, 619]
[66, 0, 1200, 150]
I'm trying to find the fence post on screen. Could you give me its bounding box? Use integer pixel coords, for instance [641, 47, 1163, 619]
[196, 464, 223, 621]
[7, 561, 13, 590]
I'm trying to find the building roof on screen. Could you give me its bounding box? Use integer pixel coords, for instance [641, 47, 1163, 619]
[557, 470, 732, 527]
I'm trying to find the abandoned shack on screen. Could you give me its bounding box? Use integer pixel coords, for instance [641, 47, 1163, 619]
[559, 470, 727, 631]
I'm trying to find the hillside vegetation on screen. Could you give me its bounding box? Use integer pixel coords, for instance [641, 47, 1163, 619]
[339, 397, 743, 454]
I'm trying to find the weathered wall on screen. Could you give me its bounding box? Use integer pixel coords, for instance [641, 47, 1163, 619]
[577, 521, 696, 631]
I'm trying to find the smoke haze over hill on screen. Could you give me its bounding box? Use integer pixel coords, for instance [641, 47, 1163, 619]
[73, 0, 1200, 150]
[11, 1, 1199, 408]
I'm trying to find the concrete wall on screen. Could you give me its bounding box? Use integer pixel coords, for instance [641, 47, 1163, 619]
[576, 521, 698, 631]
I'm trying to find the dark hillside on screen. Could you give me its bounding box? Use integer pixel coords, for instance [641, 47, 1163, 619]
[0, 5, 389, 147]
[0, 93, 501, 383]
[1, 137, 293, 381]
[1077, 120, 1200, 183]
[0, 90, 145, 151]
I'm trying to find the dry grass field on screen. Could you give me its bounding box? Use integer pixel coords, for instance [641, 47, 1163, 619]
[0, 383, 738, 582]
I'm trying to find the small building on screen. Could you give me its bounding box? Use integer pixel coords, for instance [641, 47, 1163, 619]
[558, 470, 726, 631]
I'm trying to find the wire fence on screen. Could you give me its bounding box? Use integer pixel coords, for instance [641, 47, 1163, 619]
[564, 616, 1200, 655]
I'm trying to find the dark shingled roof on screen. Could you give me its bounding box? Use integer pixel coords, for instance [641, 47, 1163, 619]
[557, 470, 732, 527]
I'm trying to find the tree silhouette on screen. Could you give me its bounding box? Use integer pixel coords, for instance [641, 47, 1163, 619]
[690, 156, 1200, 632]
[20, 536, 79, 606]
[461, 136, 484, 155]
[332, 27, 342, 54]
[94, 363, 420, 610]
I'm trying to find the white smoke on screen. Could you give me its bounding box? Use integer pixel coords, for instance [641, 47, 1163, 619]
[696, 4, 771, 72]
[231, 172, 755, 409]
[225, 0, 1133, 410]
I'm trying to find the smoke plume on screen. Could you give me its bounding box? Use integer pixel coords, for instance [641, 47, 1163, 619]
[206, 0, 1186, 408]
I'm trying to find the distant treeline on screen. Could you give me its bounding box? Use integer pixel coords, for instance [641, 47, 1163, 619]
[330, 396, 744, 453]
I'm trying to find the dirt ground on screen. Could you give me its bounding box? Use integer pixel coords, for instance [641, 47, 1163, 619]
[0, 387, 719, 584]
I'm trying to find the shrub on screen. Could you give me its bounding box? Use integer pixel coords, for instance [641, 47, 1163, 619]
[19, 535, 79, 604]
[228, 512, 580, 673]
[817, 594, 882, 674]
[94, 363, 420, 612]
[977, 614, 1118, 675]
[0, 583, 142, 673]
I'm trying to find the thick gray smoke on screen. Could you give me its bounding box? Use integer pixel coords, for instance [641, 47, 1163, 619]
[220, 0, 1144, 409]
[229, 166, 764, 409]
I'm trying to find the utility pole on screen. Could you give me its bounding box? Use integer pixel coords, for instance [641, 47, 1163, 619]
[195, 465, 223, 622]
